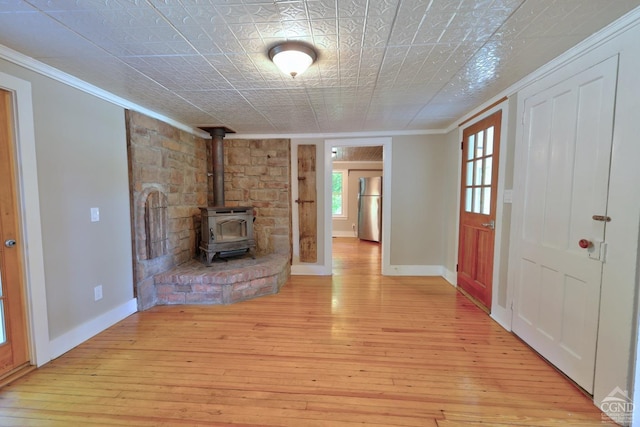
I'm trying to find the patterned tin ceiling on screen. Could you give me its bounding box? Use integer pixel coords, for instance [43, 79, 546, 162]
[0, 1, 638, 134]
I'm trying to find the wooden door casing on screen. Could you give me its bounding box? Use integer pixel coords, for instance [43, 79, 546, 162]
[457, 111, 502, 311]
[0, 88, 29, 375]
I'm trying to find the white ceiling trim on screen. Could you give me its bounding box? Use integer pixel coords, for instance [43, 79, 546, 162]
[232, 128, 447, 140]
[0, 43, 211, 139]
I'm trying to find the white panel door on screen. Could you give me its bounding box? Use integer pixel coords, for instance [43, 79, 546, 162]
[511, 56, 618, 394]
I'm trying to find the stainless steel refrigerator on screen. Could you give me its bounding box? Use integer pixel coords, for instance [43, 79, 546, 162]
[357, 176, 382, 242]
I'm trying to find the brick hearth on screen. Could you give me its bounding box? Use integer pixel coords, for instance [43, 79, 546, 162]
[154, 254, 290, 305]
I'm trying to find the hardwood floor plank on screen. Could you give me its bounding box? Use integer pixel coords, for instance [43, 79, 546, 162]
[439, 410, 608, 426]
[0, 238, 605, 426]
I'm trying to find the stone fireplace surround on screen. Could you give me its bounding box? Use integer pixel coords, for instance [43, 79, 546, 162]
[126, 111, 291, 310]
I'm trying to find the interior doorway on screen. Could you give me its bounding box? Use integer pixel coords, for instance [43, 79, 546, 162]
[324, 138, 391, 276]
[331, 145, 383, 273]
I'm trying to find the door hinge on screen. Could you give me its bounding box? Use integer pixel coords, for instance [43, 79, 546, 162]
[460, 141, 464, 150]
[456, 263, 459, 272]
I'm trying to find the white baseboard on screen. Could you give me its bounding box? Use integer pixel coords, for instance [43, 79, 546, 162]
[332, 231, 358, 238]
[491, 307, 512, 332]
[443, 268, 457, 287]
[291, 265, 332, 275]
[382, 265, 444, 276]
[48, 298, 137, 361]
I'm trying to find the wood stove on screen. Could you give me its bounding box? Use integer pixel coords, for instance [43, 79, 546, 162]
[199, 206, 256, 264]
[198, 127, 256, 265]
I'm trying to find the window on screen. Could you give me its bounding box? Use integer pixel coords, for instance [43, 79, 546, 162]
[463, 126, 494, 215]
[332, 170, 348, 218]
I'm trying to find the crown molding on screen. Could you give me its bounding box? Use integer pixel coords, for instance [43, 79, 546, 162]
[0, 44, 210, 138]
[232, 128, 447, 140]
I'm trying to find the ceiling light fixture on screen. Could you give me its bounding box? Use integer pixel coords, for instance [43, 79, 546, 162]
[269, 42, 317, 78]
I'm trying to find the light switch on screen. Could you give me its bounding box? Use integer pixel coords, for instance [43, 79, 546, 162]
[503, 189, 513, 204]
[90, 207, 100, 222]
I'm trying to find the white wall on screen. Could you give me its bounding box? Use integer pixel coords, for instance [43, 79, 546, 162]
[441, 128, 459, 284]
[0, 57, 136, 362]
[388, 135, 446, 271]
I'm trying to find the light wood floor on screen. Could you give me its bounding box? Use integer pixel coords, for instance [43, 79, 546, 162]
[0, 238, 609, 426]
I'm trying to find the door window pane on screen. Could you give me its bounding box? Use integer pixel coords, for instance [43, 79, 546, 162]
[476, 130, 484, 158]
[465, 188, 472, 212]
[482, 188, 491, 215]
[473, 188, 481, 213]
[466, 162, 473, 186]
[0, 303, 5, 344]
[483, 157, 492, 185]
[485, 126, 494, 156]
[474, 159, 483, 185]
[0, 271, 4, 344]
[467, 135, 475, 160]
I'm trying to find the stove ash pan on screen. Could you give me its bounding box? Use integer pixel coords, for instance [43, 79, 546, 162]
[199, 206, 256, 265]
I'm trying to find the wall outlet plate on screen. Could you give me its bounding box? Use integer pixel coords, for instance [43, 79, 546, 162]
[94, 285, 103, 301]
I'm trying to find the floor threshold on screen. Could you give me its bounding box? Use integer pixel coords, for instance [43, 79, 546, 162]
[0, 363, 36, 389]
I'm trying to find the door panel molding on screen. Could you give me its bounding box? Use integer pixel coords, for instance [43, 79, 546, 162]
[509, 56, 618, 394]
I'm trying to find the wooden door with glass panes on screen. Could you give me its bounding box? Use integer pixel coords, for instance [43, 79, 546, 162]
[0, 88, 29, 376]
[457, 111, 501, 311]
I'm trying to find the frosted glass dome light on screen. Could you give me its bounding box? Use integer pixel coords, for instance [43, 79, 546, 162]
[269, 42, 317, 78]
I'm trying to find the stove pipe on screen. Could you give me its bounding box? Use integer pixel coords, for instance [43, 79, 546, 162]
[211, 128, 226, 207]
[201, 127, 232, 207]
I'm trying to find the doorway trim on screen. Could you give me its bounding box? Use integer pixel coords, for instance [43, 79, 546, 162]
[0, 72, 49, 367]
[325, 137, 392, 275]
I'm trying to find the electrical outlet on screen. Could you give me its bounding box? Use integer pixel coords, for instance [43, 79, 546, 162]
[90, 207, 100, 222]
[94, 285, 103, 301]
